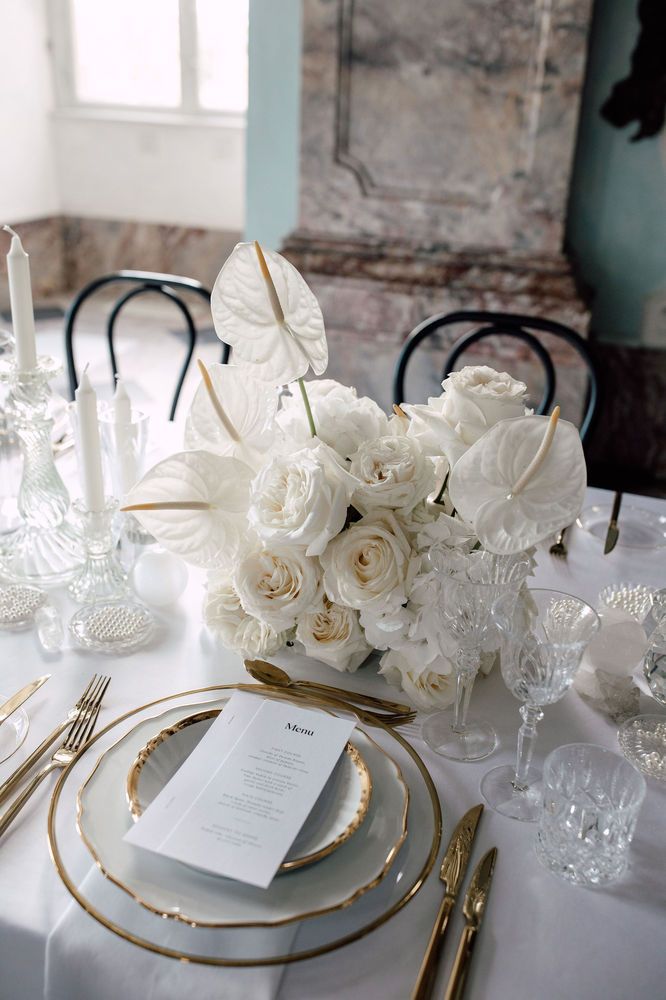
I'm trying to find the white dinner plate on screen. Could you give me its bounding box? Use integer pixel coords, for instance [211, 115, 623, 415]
[125, 708, 372, 872]
[578, 504, 666, 549]
[77, 698, 409, 928]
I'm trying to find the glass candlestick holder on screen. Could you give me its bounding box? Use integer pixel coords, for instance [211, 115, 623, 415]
[67, 498, 129, 604]
[0, 356, 83, 584]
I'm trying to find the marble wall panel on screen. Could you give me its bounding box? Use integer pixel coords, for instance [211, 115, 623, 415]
[0, 217, 65, 310]
[298, 0, 593, 252]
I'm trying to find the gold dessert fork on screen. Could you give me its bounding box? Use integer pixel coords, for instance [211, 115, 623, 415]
[0, 676, 110, 838]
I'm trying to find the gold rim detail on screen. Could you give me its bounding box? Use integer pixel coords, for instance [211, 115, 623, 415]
[48, 682, 442, 967]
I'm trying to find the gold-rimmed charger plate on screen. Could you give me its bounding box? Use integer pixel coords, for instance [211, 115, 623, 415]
[75, 696, 408, 928]
[125, 708, 372, 873]
[48, 683, 442, 967]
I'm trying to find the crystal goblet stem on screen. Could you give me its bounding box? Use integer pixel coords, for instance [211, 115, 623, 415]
[451, 648, 478, 735]
[513, 703, 544, 791]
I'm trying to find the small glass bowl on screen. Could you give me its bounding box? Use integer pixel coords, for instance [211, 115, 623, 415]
[618, 715, 666, 781]
[69, 601, 155, 654]
[598, 582, 654, 623]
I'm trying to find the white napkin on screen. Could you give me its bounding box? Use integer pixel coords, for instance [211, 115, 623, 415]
[45, 868, 293, 1000]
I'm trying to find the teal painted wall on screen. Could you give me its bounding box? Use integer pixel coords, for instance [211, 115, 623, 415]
[244, 0, 302, 251]
[567, 0, 666, 347]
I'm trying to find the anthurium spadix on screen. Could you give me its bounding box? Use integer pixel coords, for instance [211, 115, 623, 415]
[122, 451, 254, 568]
[448, 408, 586, 554]
[184, 361, 278, 468]
[211, 241, 328, 386]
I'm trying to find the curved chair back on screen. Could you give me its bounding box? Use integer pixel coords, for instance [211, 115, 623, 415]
[392, 310, 598, 442]
[64, 270, 230, 420]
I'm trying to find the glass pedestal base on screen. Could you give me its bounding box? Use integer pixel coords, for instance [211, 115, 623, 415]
[0, 520, 83, 586]
[421, 713, 497, 761]
[480, 764, 542, 821]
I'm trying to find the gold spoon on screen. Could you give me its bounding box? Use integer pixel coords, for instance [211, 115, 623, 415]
[244, 659, 413, 717]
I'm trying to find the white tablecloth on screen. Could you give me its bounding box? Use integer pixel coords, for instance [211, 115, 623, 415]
[1, 486, 665, 1000]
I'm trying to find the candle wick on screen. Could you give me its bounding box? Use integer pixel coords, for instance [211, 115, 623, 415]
[3, 224, 20, 240]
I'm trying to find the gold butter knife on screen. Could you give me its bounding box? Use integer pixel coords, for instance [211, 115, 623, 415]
[604, 491, 623, 554]
[0, 675, 50, 727]
[443, 847, 497, 1000]
[410, 804, 484, 1000]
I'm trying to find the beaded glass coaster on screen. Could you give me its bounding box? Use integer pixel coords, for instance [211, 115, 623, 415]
[69, 602, 155, 653]
[0, 584, 47, 630]
[618, 715, 666, 781]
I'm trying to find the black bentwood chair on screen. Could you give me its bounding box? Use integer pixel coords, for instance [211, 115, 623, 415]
[392, 310, 599, 442]
[64, 271, 231, 421]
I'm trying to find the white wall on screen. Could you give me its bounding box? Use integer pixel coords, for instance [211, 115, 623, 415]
[52, 114, 245, 230]
[0, 0, 59, 222]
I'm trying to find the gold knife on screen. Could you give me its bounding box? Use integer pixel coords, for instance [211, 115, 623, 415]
[443, 847, 498, 1000]
[604, 491, 623, 554]
[410, 804, 484, 1000]
[0, 675, 50, 727]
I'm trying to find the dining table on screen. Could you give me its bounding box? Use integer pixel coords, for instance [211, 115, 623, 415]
[0, 482, 665, 1000]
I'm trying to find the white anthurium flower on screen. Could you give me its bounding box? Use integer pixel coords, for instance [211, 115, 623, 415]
[404, 365, 528, 467]
[378, 645, 456, 711]
[247, 442, 358, 557]
[350, 435, 436, 515]
[123, 451, 253, 569]
[184, 363, 278, 468]
[276, 379, 389, 460]
[210, 241, 328, 386]
[234, 545, 322, 631]
[296, 598, 372, 672]
[448, 408, 586, 554]
[320, 510, 418, 612]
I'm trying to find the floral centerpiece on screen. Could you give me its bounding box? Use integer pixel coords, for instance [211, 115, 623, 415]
[124, 243, 586, 709]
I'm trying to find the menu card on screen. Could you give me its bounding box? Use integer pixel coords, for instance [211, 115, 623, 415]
[124, 692, 355, 889]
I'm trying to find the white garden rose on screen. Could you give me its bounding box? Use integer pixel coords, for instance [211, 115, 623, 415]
[203, 572, 286, 656]
[247, 442, 357, 557]
[296, 598, 371, 672]
[234, 547, 322, 631]
[350, 436, 435, 515]
[378, 645, 456, 711]
[404, 365, 528, 467]
[321, 510, 417, 612]
[277, 379, 389, 460]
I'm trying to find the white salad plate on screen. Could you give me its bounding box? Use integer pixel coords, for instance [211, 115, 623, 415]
[125, 708, 372, 872]
[76, 698, 409, 928]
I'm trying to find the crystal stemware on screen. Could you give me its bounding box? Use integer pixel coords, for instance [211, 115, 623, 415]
[481, 588, 600, 820]
[421, 548, 531, 762]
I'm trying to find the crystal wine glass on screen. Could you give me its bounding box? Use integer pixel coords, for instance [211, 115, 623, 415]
[481, 588, 600, 820]
[421, 548, 532, 762]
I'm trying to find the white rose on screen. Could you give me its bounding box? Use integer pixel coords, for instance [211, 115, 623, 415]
[234, 547, 322, 631]
[321, 510, 417, 612]
[404, 365, 528, 466]
[277, 379, 389, 460]
[203, 573, 286, 655]
[296, 598, 371, 672]
[247, 443, 357, 557]
[378, 645, 455, 711]
[350, 436, 435, 515]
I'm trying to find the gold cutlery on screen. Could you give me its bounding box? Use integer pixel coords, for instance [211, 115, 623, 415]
[0, 675, 50, 727]
[443, 847, 497, 1000]
[549, 526, 569, 559]
[410, 804, 484, 1000]
[0, 675, 107, 807]
[245, 658, 413, 717]
[0, 675, 110, 838]
[604, 491, 623, 554]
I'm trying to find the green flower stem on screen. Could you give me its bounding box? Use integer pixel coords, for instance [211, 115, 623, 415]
[433, 470, 449, 505]
[298, 377, 317, 438]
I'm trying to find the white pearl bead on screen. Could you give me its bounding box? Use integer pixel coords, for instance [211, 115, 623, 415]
[132, 549, 188, 606]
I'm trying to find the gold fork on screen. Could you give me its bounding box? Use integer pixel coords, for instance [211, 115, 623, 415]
[0, 675, 106, 807]
[549, 526, 569, 559]
[0, 676, 110, 838]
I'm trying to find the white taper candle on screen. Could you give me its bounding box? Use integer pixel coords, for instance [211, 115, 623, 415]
[113, 378, 137, 492]
[75, 370, 105, 512]
[3, 225, 37, 371]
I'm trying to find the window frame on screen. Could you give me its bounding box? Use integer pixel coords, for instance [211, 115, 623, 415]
[47, 0, 247, 128]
